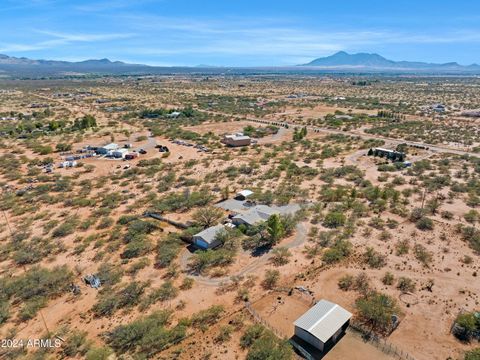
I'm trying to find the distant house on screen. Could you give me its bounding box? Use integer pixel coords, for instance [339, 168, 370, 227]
[59, 160, 77, 168]
[192, 224, 226, 249]
[221, 133, 252, 147]
[334, 114, 353, 120]
[432, 103, 446, 112]
[167, 111, 182, 118]
[235, 189, 254, 201]
[112, 148, 129, 159]
[294, 300, 352, 353]
[370, 147, 405, 162]
[96, 143, 118, 155]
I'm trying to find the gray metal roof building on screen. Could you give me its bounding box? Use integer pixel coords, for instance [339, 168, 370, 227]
[294, 300, 352, 352]
[192, 224, 226, 249]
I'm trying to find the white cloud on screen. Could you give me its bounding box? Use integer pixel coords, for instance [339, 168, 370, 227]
[0, 30, 135, 53]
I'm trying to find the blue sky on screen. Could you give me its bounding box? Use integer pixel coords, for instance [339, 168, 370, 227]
[1, 0, 480, 66]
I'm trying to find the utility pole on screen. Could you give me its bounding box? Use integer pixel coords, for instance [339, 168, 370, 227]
[2, 210, 12, 237]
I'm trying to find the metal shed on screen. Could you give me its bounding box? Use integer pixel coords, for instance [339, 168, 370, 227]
[294, 299, 352, 352]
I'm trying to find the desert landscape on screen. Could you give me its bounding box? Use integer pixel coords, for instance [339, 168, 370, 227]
[0, 73, 479, 360]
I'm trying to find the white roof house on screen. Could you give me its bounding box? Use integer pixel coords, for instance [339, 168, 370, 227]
[192, 224, 226, 249]
[294, 300, 352, 352]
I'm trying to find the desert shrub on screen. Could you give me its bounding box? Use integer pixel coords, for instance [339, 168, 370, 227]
[454, 312, 480, 342]
[395, 239, 410, 255]
[246, 331, 293, 360]
[96, 217, 114, 230]
[105, 310, 187, 357]
[121, 236, 152, 259]
[397, 277, 416, 293]
[215, 325, 234, 343]
[338, 274, 354, 291]
[180, 277, 194, 290]
[382, 272, 395, 285]
[86, 347, 112, 360]
[93, 282, 147, 317]
[416, 216, 434, 231]
[240, 324, 292, 359]
[141, 281, 178, 309]
[323, 211, 346, 228]
[457, 225, 480, 253]
[191, 305, 224, 331]
[0, 300, 9, 324]
[413, 244, 433, 267]
[63, 330, 92, 357]
[124, 220, 158, 243]
[364, 247, 386, 268]
[52, 217, 79, 237]
[464, 348, 480, 360]
[155, 233, 184, 268]
[151, 189, 213, 213]
[262, 269, 280, 289]
[189, 249, 235, 274]
[240, 324, 267, 348]
[322, 239, 352, 264]
[356, 291, 400, 333]
[270, 247, 292, 266]
[2, 266, 73, 321]
[126, 258, 150, 276]
[92, 263, 121, 287]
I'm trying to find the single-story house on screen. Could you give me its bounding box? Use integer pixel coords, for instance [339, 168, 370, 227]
[232, 204, 300, 227]
[232, 205, 277, 227]
[294, 300, 352, 352]
[222, 133, 252, 147]
[112, 148, 129, 159]
[371, 147, 405, 162]
[192, 224, 226, 249]
[96, 143, 118, 155]
[235, 189, 254, 201]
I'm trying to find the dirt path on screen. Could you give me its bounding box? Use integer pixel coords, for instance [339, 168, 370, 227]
[197, 109, 480, 158]
[179, 222, 308, 286]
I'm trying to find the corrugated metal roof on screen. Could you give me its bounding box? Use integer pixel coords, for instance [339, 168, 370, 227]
[294, 300, 352, 343]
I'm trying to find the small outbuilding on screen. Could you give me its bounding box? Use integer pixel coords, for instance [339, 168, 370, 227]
[293, 299, 352, 352]
[235, 189, 254, 201]
[192, 224, 226, 249]
[222, 133, 252, 147]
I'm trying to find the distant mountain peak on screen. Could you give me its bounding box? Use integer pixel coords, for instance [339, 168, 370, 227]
[302, 51, 393, 67]
[300, 52, 479, 71]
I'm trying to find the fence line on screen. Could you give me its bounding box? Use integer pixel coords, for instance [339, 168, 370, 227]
[349, 321, 417, 360]
[245, 299, 417, 360]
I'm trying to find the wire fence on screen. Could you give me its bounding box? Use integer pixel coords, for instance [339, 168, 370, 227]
[349, 321, 417, 360]
[245, 300, 417, 360]
[245, 301, 288, 339]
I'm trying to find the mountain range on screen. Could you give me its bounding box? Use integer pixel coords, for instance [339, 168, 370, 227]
[301, 51, 480, 71]
[0, 52, 480, 78]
